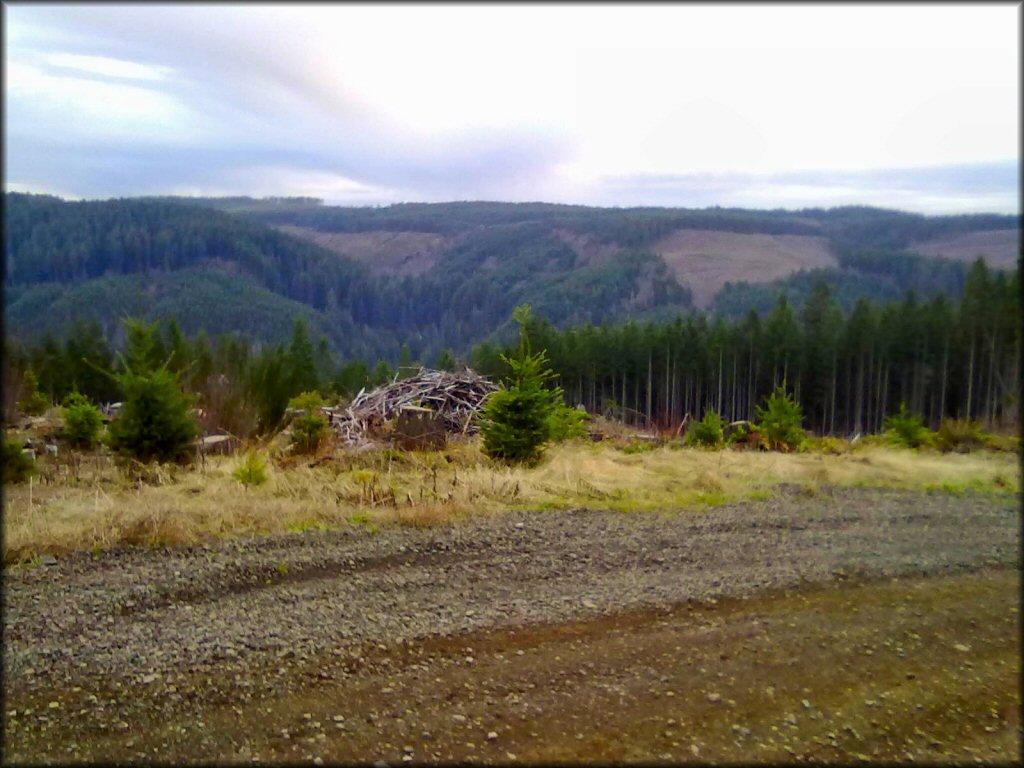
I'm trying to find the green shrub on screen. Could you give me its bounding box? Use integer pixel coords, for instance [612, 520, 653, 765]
[883, 403, 934, 449]
[935, 418, 985, 453]
[803, 435, 849, 455]
[482, 362, 557, 465]
[107, 367, 198, 463]
[288, 391, 326, 414]
[2, 437, 36, 484]
[622, 439, 658, 455]
[724, 421, 768, 450]
[685, 410, 725, 448]
[981, 432, 1022, 453]
[755, 384, 806, 451]
[725, 422, 749, 447]
[233, 450, 269, 487]
[481, 306, 562, 466]
[547, 403, 589, 442]
[852, 433, 889, 449]
[17, 370, 49, 416]
[61, 392, 103, 449]
[288, 391, 329, 454]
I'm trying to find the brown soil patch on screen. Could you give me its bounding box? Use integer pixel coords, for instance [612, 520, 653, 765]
[553, 228, 627, 266]
[276, 226, 449, 276]
[910, 229, 1020, 270]
[5, 568, 1017, 763]
[652, 229, 837, 308]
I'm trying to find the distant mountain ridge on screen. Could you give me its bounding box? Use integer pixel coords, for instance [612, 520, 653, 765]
[4, 193, 1018, 362]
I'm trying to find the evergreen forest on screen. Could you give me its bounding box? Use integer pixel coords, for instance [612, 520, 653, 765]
[4, 192, 1019, 436]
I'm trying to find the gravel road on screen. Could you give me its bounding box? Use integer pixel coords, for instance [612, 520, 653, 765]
[5, 486, 1018, 701]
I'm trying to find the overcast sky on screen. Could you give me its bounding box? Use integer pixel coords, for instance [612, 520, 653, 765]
[4, 4, 1020, 213]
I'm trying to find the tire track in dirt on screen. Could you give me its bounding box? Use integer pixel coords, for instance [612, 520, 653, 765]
[4, 487, 1016, 689]
[5, 568, 1019, 763]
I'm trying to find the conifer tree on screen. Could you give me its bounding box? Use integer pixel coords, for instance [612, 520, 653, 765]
[106, 321, 197, 463]
[246, 343, 292, 432]
[286, 316, 319, 395]
[123, 319, 167, 375]
[481, 305, 562, 465]
[434, 349, 458, 372]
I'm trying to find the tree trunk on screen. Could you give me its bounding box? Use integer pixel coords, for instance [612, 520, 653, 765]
[829, 351, 837, 435]
[854, 352, 865, 435]
[731, 353, 738, 422]
[938, 338, 949, 425]
[880, 364, 890, 426]
[634, 374, 640, 424]
[671, 358, 678, 425]
[986, 322, 997, 426]
[646, 352, 653, 428]
[965, 335, 975, 421]
[874, 355, 884, 432]
[664, 345, 671, 426]
[747, 343, 755, 421]
[715, 347, 723, 416]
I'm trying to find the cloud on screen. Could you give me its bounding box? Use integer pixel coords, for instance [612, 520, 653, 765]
[582, 162, 1020, 214]
[3, 5, 1019, 212]
[4, 5, 576, 203]
[44, 52, 173, 81]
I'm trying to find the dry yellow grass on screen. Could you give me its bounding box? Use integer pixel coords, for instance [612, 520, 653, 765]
[3, 440, 1018, 564]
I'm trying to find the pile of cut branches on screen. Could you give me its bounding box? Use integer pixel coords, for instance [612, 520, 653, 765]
[330, 367, 498, 447]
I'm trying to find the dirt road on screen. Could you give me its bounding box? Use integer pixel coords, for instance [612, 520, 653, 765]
[3, 487, 1020, 763]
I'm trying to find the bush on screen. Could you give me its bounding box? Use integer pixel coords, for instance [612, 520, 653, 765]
[547, 403, 589, 442]
[883, 403, 934, 449]
[288, 391, 329, 454]
[61, 392, 103, 449]
[981, 432, 1022, 453]
[755, 384, 805, 451]
[107, 367, 198, 463]
[803, 435, 849, 455]
[622, 439, 658, 454]
[724, 421, 767, 450]
[17, 370, 49, 416]
[481, 305, 562, 466]
[482, 364, 557, 465]
[2, 437, 36, 484]
[233, 450, 269, 487]
[935, 418, 985, 453]
[685, 410, 725, 448]
[725, 421, 748, 447]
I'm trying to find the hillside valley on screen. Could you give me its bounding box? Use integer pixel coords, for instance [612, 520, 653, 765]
[4, 193, 1018, 362]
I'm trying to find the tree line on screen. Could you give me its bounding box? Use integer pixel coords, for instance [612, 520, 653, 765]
[6, 257, 1017, 440]
[470, 259, 1020, 434]
[3, 312, 445, 441]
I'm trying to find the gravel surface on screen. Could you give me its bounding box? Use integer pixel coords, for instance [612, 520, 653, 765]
[4, 486, 1018, 701]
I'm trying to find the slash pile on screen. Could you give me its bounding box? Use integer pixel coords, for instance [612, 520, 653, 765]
[330, 367, 499, 447]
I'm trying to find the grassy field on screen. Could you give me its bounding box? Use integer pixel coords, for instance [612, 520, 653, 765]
[4, 434, 1019, 565]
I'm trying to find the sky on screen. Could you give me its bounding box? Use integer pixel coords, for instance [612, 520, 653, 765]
[4, 3, 1020, 214]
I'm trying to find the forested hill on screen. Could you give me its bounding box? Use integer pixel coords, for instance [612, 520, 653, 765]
[4, 193, 1019, 362]
[168, 195, 1018, 313]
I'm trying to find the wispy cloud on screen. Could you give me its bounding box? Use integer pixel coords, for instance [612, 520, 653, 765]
[4, 5, 1019, 213]
[587, 162, 1020, 214]
[44, 52, 173, 81]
